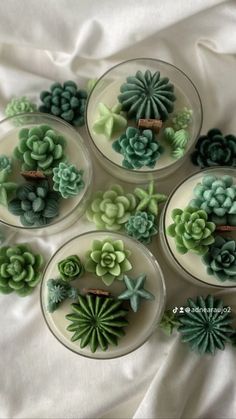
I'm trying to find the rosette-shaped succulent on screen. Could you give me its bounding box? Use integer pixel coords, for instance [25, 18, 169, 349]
[118, 274, 154, 312]
[118, 69, 176, 122]
[92, 103, 127, 140]
[5, 96, 37, 118]
[167, 207, 216, 255]
[85, 239, 132, 286]
[47, 278, 78, 313]
[189, 175, 236, 226]
[171, 107, 193, 131]
[202, 236, 236, 282]
[86, 184, 137, 231]
[39, 81, 87, 126]
[0, 155, 12, 173]
[0, 244, 44, 296]
[112, 127, 163, 169]
[0, 168, 17, 207]
[191, 129, 236, 168]
[66, 294, 129, 352]
[178, 295, 234, 355]
[125, 211, 158, 244]
[52, 162, 85, 199]
[58, 255, 84, 282]
[8, 180, 60, 227]
[134, 181, 167, 216]
[14, 125, 66, 175]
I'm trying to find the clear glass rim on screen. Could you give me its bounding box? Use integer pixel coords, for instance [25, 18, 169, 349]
[162, 166, 236, 288]
[40, 229, 166, 360]
[85, 57, 203, 175]
[0, 112, 93, 230]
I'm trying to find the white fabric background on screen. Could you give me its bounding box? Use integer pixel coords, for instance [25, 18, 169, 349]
[0, 1, 236, 418]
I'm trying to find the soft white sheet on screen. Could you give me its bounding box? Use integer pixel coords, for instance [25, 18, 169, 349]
[0, 1, 236, 418]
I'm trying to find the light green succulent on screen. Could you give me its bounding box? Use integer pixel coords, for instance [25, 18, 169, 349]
[134, 181, 167, 216]
[0, 169, 17, 207]
[93, 103, 127, 140]
[171, 107, 193, 131]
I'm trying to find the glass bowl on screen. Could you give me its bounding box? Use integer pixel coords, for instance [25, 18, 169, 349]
[40, 230, 166, 359]
[160, 167, 236, 288]
[0, 113, 93, 235]
[86, 58, 203, 184]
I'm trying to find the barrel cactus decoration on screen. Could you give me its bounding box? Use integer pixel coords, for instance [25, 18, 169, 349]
[53, 162, 85, 199]
[13, 125, 66, 175]
[8, 180, 60, 227]
[0, 244, 44, 296]
[118, 69, 176, 121]
[39, 81, 87, 126]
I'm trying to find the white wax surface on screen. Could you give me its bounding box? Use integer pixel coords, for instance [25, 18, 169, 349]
[41, 232, 165, 359]
[165, 167, 236, 287]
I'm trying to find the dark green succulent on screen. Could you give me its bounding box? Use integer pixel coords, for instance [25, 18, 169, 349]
[202, 236, 236, 282]
[125, 211, 158, 244]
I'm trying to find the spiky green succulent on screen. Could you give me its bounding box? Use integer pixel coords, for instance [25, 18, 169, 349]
[117, 274, 154, 312]
[47, 278, 78, 313]
[92, 103, 127, 140]
[134, 181, 167, 216]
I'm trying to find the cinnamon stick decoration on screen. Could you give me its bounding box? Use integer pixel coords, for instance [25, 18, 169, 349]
[83, 288, 111, 297]
[21, 170, 46, 180]
[138, 118, 163, 133]
[215, 225, 236, 232]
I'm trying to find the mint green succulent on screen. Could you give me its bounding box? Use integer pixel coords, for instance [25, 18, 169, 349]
[125, 211, 158, 244]
[171, 147, 186, 159]
[52, 162, 85, 199]
[118, 274, 154, 312]
[5, 96, 37, 118]
[134, 181, 167, 216]
[167, 207, 216, 255]
[159, 310, 180, 335]
[0, 155, 12, 173]
[164, 127, 189, 160]
[93, 103, 127, 140]
[0, 244, 44, 296]
[171, 107, 193, 131]
[85, 238, 132, 286]
[86, 184, 137, 231]
[189, 175, 236, 226]
[0, 169, 17, 207]
[13, 124, 66, 175]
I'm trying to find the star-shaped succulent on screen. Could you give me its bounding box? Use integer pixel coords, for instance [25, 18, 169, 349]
[93, 103, 127, 140]
[0, 169, 17, 206]
[134, 181, 167, 216]
[118, 274, 154, 312]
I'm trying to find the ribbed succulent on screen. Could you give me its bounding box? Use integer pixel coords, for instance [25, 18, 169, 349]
[92, 103, 127, 140]
[178, 295, 234, 355]
[0, 169, 17, 207]
[189, 175, 236, 226]
[0, 155, 12, 173]
[171, 107, 193, 131]
[39, 81, 87, 126]
[191, 129, 236, 168]
[0, 244, 44, 296]
[47, 278, 78, 313]
[14, 125, 66, 175]
[167, 207, 216, 255]
[8, 180, 60, 227]
[118, 69, 176, 122]
[112, 127, 163, 169]
[58, 255, 84, 282]
[125, 211, 158, 244]
[134, 181, 167, 216]
[118, 274, 154, 312]
[52, 162, 85, 199]
[164, 127, 189, 160]
[85, 239, 132, 286]
[5, 96, 37, 118]
[66, 294, 129, 352]
[202, 236, 236, 282]
[86, 184, 137, 231]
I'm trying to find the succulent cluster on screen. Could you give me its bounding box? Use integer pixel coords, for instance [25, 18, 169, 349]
[164, 127, 189, 160]
[202, 236, 236, 282]
[189, 175, 236, 226]
[58, 255, 84, 282]
[53, 162, 85, 199]
[92, 103, 127, 140]
[167, 207, 216, 255]
[113, 127, 163, 169]
[118, 274, 154, 312]
[14, 125, 66, 175]
[8, 180, 60, 227]
[0, 244, 44, 296]
[39, 81, 87, 126]
[171, 107, 193, 131]
[47, 278, 79, 313]
[125, 211, 157, 244]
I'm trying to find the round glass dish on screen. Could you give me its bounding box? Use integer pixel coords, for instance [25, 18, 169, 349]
[0, 113, 93, 235]
[160, 167, 236, 288]
[86, 58, 203, 184]
[40, 230, 166, 359]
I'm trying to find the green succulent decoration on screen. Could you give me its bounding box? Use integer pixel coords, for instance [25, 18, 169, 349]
[13, 125, 66, 175]
[58, 255, 84, 282]
[164, 127, 189, 160]
[5, 96, 37, 119]
[167, 207, 216, 255]
[0, 169, 17, 207]
[112, 127, 163, 170]
[0, 244, 44, 296]
[118, 274, 154, 312]
[39, 80, 87, 126]
[66, 294, 129, 352]
[8, 180, 60, 227]
[159, 310, 181, 335]
[171, 107, 193, 131]
[125, 211, 158, 244]
[47, 278, 78, 313]
[85, 239, 132, 286]
[52, 162, 85, 199]
[118, 69, 176, 122]
[93, 103, 127, 140]
[189, 175, 236, 226]
[202, 236, 236, 282]
[86, 184, 137, 231]
[0, 155, 12, 173]
[178, 295, 234, 355]
[134, 181, 167, 216]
